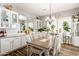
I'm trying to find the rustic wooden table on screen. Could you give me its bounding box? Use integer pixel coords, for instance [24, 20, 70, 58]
[26, 38, 50, 56]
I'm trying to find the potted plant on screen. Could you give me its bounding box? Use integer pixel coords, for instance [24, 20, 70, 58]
[38, 26, 50, 32]
[38, 28, 44, 32]
[63, 21, 70, 32]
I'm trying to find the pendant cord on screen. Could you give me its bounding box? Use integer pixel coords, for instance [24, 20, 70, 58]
[49, 0, 52, 20]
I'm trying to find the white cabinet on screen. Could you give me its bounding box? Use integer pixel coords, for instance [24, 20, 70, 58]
[10, 11, 18, 28]
[1, 37, 22, 54]
[21, 36, 27, 46]
[0, 35, 29, 55]
[1, 38, 13, 54]
[21, 35, 32, 46]
[35, 20, 42, 29]
[12, 37, 21, 50]
[0, 8, 11, 28]
[26, 35, 32, 43]
[72, 22, 79, 47]
[72, 37, 79, 47]
[0, 7, 18, 28]
[11, 11, 18, 24]
[33, 19, 42, 32]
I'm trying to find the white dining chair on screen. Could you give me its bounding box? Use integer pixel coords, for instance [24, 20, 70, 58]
[48, 34, 62, 56]
[48, 34, 56, 49]
[53, 34, 62, 56]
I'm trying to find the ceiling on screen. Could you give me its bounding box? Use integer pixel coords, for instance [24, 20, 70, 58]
[6, 3, 79, 16]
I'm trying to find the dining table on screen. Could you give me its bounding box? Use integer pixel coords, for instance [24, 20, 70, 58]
[26, 33, 58, 56]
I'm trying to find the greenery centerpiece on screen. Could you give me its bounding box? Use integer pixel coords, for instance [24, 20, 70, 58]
[38, 26, 50, 32]
[63, 21, 70, 32]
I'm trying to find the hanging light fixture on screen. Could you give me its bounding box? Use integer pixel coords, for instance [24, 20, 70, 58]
[45, 0, 54, 24]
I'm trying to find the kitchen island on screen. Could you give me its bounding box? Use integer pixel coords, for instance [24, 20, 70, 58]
[0, 33, 31, 55]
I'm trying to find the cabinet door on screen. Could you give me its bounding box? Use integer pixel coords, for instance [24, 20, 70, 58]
[0, 8, 10, 28]
[12, 37, 21, 50]
[11, 11, 18, 24]
[21, 36, 27, 46]
[1, 38, 12, 53]
[10, 11, 18, 29]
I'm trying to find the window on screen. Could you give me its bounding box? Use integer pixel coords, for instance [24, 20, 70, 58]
[28, 22, 33, 28]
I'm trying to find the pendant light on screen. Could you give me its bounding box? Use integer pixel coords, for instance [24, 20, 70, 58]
[46, 1, 54, 24]
[49, 2, 53, 24]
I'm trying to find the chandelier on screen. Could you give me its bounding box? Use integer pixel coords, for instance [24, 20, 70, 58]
[45, 1, 54, 24]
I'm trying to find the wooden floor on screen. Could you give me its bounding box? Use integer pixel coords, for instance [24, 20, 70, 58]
[4, 46, 28, 56]
[60, 44, 79, 56]
[4, 44, 79, 56]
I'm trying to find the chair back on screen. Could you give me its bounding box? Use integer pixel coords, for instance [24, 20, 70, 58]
[48, 34, 56, 49]
[53, 34, 62, 56]
[49, 34, 62, 56]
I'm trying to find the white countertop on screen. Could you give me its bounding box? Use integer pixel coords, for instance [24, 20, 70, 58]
[0, 33, 26, 38]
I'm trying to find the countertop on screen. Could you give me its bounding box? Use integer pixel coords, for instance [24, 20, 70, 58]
[0, 33, 26, 38]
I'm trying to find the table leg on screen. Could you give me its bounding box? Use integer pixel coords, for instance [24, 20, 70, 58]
[27, 44, 29, 56]
[27, 44, 31, 56]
